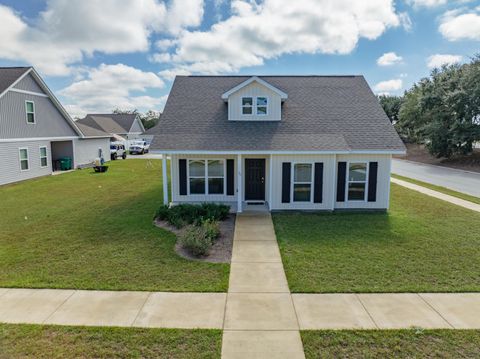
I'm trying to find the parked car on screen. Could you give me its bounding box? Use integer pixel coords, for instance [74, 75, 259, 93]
[110, 143, 127, 160]
[129, 140, 150, 155]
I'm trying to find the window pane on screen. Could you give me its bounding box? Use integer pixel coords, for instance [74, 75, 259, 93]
[27, 113, 35, 123]
[348, 183, 365, 200]
[208, 160, 224, 177]
[40, 147, 47, 157]
[257, 97, 267, 106]
[21, 160, 29, 170]
[294, 164, 312, 182]
[242, 107, 252, 115]
[41, 157, 48, 167]
[26, 102, 34, 112]
[189, 160, 205, 177]
[20, 149, 28, 160]
[257, 106, 267, 115]
[349, 163, 367, 181]
[189, 178, 205, 194]
[242, 97, 252, 106]
[208, 178, 224, 194]
[294, 184, 311, 202]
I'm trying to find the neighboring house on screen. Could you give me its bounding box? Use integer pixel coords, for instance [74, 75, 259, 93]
[75, 113, 145, 145]
[0, 67, 110, 186]
[148, 76, 406, 212]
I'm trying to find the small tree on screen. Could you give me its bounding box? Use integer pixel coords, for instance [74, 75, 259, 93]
[378, 95, 403, 124]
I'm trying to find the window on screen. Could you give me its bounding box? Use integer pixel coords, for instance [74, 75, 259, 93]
[348, 163, 367, 201]
[25, 101, 35, 124]
[39, 146, 48, 168]
[188, 159, 225, 195]
[256, 97, 268, 115]
[293, 163, 312, 202]
[242, 97, 253, 115]
[19, 148, 29, 171]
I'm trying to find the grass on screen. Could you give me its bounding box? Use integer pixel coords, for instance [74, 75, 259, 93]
[392, 173, 480, 205]
[0, 323, 221, 358]
[301, 329, 480, 358]
[0, 159, 229, 292]
[273, 184, 480, 293]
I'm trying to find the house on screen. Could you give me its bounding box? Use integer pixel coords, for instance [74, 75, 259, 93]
[0, 67, 110, 186]
[148, 76, 406, 212]
[75, 113, 146, 146]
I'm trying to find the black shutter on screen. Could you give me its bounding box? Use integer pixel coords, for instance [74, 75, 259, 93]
[368, 162, 378, 202]
[179, 159, 187, 195]
[336, 162, 347, 202]
[226, 159, 234, 196]
[282, 162, 291, 203]
[313, 163, 323, 203]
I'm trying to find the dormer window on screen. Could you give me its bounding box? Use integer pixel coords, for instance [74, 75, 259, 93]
[257, 97, 268, 115]
[242, 97, 253, 115]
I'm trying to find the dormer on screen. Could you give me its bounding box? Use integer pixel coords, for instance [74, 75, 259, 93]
[222, 76, 287, 121]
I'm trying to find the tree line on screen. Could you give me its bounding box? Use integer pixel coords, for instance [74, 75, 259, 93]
[112, 108, 161, 130]
[379, 55, 480, 158]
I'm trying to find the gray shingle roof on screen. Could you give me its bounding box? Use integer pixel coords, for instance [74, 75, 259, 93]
[75, 122, 110, 137]
[0, 67, 31, 95]
[148, 75, 406, 152]
[76, 114, 138, 135]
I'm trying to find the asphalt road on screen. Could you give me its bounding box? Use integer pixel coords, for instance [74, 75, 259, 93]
[392, 159, 480, 198]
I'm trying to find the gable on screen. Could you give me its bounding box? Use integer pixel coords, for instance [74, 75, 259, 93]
[228, 81, 282, 121]
[129, 118, 144, 133]
[13, 73, 46, 94]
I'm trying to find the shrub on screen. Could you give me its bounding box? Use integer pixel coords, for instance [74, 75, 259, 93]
[202, 219, 220, 242]
[200, 203, 230, 221]
[155, 203, 230, 228]
[179, 225, 212, 256]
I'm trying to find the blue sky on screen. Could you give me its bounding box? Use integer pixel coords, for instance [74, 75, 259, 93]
[0, 0, 479, 117]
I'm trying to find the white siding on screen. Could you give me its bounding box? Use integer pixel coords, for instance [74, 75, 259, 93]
[74, 138, 110, 167]
[129, 119, 144, 134]
[335, 154, 391, 210]
[228, 82, 282, 121]
[0, 140, 52, 185]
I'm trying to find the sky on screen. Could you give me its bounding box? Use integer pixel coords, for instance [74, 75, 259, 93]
[0, 0, 479, 118]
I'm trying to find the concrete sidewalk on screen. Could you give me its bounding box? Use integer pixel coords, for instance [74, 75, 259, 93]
[391, 177, 480, 213]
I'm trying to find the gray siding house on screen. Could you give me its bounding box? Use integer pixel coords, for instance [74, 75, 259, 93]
[148, 76, 406, 212]
[0, 67, 110, 186]
[76, 113, 145, 142]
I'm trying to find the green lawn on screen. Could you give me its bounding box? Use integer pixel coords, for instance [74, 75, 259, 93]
[301, 330, 480, 358]
[0, 324, 221, 359]
[0, 160, 229, 292]
[392, 173, 480, 205]
[273, 184, 480, 293]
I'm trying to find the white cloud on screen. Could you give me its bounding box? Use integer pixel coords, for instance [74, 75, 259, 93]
[150, 53, 172, 63]
[374, 79, 403, 93]
[60, 64, 165, 117]
[439, 9, 480, 41]
[407, 0, 447, 7]
[0, 0, 204, 76]
[161, 0, 404, 77]
[377, 52, 403, 66]
[427, 54, 463, 68]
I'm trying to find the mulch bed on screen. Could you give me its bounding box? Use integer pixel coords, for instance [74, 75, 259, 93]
[395, 143, 480, 173]
[154, 215, 235, 263]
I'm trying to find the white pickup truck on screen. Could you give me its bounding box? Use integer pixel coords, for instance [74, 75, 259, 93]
[129, 140, 150, 155]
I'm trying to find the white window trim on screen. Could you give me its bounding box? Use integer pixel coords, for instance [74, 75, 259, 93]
[25, 100, 35, 124]
[187, 159, 226, 196]
[346, 161, 369, 202]
[39, 146, 48, 168]
[241, 96, 269, 116]
[19, 147, 29, 172]
[291, 162, 314, 203]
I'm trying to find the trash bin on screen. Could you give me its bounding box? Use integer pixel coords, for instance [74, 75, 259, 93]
[60, 157, 72, 170]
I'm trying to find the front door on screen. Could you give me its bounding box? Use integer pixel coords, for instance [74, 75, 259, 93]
[245, 159, 266, 201]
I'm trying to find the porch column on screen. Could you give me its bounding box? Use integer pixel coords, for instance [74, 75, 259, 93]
[162, 154, 169, 205]
[268, 154, 273, 210]
[237, 154, 242, 213]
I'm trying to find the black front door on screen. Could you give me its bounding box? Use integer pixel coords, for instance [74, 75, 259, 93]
[245, 159, 266, 201]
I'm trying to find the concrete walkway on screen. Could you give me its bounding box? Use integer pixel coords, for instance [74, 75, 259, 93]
[392, 177, 480, 213]
[222, 213, 305, 359]
[392, 159, 480, 198]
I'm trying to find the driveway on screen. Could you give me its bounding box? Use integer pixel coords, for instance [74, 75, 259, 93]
[392, 159, 480, 198]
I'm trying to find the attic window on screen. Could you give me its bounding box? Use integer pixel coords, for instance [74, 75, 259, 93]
[257, 97, 268, 115]
[242, 97, 253, 115]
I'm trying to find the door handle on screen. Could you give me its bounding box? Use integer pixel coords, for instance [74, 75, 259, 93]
[261, 177, 264, 184]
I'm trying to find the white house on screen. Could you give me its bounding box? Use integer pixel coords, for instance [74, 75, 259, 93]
[0, 67, 110, 186]
[148, 76, 406, 212]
